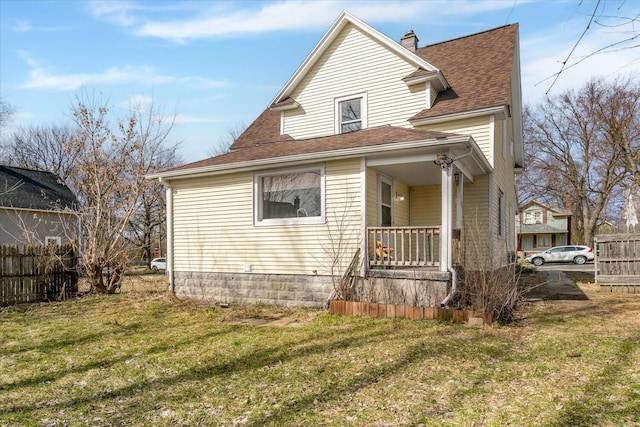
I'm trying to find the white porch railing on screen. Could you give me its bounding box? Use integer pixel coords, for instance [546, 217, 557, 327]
[367, 226, 441, 268]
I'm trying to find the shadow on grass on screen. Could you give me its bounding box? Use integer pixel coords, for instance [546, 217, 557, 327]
[0, 324, 237, 395]
[550, 331, 640, 425]
[0, 318, 501, 425]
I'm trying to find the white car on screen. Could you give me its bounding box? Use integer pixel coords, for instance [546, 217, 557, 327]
[150, 257, 166, 271]
[525, 245, 594, 266]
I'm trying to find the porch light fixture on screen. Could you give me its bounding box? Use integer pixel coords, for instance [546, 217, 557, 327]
[434, 154, 454, 169]
[396, 192, 405, 201]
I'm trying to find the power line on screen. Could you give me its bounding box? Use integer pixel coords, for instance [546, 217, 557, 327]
[545, 0, 602, 95]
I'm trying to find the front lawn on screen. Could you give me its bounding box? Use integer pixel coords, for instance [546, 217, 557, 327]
[1, 275, 638, 426]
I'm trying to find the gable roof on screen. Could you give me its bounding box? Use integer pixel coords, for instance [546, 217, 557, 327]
[162, 15, 520, 177]
[0, 165, 77, 212]
[519, 199, 571, 217]
[230, 21, 519, 154]
[269, 11, 449, 109]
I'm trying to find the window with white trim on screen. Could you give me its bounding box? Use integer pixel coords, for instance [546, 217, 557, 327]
[45, 236, 61, 246]
[254, 166, 324, 226]
[335, 94, 367, 134]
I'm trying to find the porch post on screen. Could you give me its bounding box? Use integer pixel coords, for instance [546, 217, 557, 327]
[440, 162, 453, 272]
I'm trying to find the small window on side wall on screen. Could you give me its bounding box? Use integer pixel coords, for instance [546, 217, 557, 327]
[254, 166, 325, 226]
[45, 236, 61, 246]
[335, 94, 367, 134]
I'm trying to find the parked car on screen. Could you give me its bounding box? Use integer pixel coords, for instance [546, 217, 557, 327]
[150, 257, 166, 271]
[524, 246, 594, 266]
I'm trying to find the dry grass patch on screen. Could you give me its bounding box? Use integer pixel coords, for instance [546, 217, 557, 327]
[1, 273, 638, 426]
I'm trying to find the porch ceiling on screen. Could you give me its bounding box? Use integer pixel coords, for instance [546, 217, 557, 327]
[366, 139, 491, 186]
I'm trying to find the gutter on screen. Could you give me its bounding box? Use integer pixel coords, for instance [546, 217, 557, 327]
[158, 177, 174, 295]
[440, 267, 457, 308]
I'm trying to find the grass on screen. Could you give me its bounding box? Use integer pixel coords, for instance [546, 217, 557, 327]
[1, 273, 639, 426]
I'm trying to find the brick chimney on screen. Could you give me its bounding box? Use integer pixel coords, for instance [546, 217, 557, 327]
[401, 29, 419, 52]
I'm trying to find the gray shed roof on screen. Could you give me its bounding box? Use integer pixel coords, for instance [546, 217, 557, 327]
[0, 165, 77, 211]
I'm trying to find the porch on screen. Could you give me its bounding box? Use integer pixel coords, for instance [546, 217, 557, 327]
[366, 226, 460, 271]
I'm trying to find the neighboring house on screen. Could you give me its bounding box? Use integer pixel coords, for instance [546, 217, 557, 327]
[150, 12, 523, 308]
[0, 165, 78, 247]
[517, 200, 571, 255]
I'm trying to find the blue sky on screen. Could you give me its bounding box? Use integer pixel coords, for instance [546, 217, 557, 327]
[1, 0, 639, 163]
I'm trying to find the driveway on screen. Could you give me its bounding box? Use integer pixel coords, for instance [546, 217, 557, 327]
[523, 263, 595, 301]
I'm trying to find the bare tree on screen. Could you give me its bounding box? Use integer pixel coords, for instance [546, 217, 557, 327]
[208, 121, 246, 157]
[520, 78, 634, 245]
[6, 124, 80, 183]
[70, 92, 179, 293]
[591, 76, 640, 189]
[125, 151, 181, 265]
[0, 98, 14, 130]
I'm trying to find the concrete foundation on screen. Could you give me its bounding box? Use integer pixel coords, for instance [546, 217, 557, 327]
[173, 271, 334, 308]
[172, 269, 451, 309]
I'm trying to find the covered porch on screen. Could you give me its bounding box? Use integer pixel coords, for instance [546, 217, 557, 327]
[359, 136, 491, 275]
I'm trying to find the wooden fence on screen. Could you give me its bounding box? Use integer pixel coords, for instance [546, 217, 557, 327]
[0, 244, 78, 305]
[595, 231, 640, 290]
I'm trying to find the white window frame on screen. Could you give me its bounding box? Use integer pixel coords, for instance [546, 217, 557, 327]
[45, 236, 61, 246]
[334, 93, 368, 134]
[254, 165, 325, 227]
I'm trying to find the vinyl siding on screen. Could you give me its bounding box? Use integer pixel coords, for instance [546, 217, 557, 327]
[171, 159, 362, 276]
[410, 185, 441, 226]
[489, 113, 518, 267]
[394, 180, 410, 226]
[414, 116, 492, 163]
[284, 23, 426, 139]
[365, 169, 378, 227]
[461, 175, 491, 268]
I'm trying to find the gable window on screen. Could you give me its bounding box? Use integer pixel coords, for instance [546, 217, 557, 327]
[335, 93, 367, 134]
[254, 166, 324, 226]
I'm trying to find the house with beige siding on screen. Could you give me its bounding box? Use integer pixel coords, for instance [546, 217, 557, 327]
[516, 200, 572, 256]
[150, 12, 523, 308]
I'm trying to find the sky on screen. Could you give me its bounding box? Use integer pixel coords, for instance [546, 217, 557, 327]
[1, 0, 640, 163]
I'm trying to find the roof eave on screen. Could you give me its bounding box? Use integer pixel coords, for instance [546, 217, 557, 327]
[410, 105, 509, 126]
[147, 135, 476, 181]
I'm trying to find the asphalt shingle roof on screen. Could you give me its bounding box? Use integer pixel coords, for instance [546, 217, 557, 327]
[169, 23, 518, 174]
[0, 165, 77, 211]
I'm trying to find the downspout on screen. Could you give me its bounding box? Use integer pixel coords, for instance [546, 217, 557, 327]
[440, 145, 474, 308]
[159, 177, 174, 294]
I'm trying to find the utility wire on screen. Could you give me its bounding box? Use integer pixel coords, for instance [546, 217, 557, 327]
[545, 0, 601, 95]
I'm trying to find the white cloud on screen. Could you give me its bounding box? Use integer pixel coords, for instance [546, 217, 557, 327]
[20, 56, 228, 91]
[133, 0, 518, 41]
[88, 0, 144, 26]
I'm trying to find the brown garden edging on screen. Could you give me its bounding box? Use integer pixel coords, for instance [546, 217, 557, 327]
[328, 300, 492, 325]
